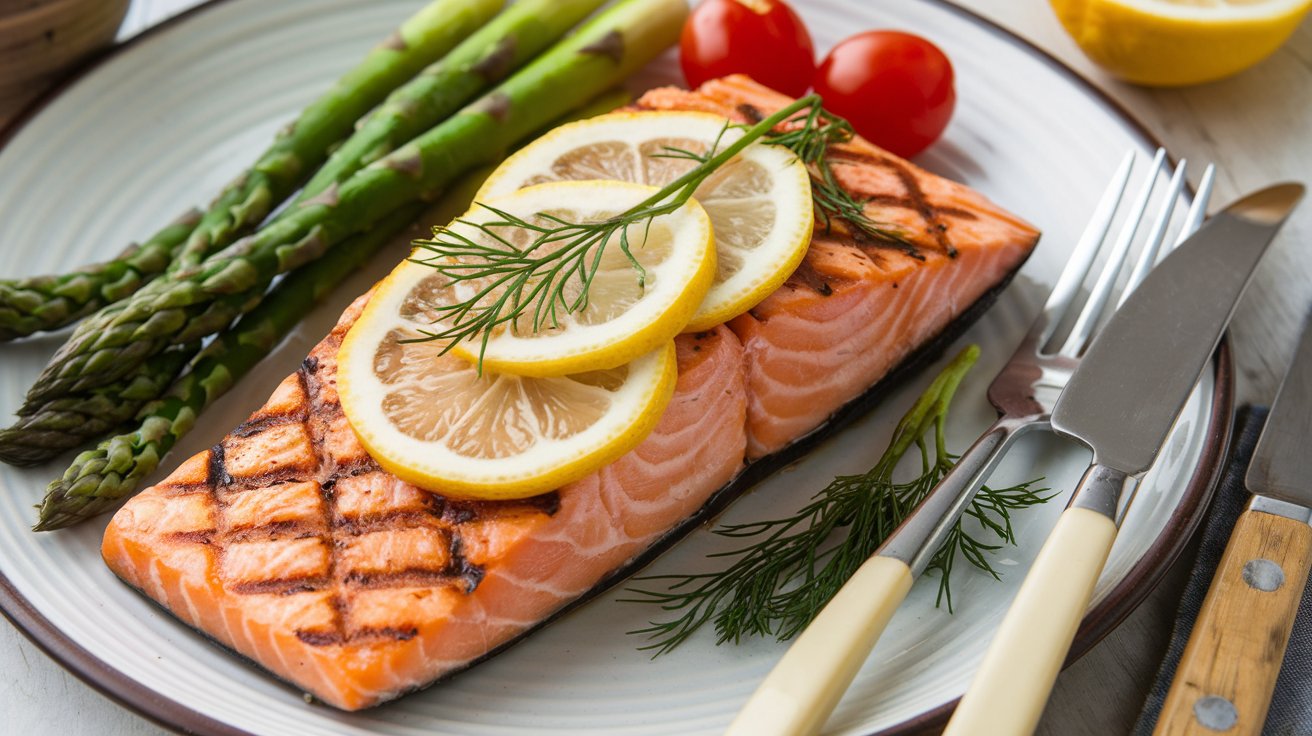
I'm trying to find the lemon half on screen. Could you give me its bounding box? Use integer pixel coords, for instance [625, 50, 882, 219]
[1051, 0, 1311, 86]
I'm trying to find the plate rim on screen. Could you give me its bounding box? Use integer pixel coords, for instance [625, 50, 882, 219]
[0, 1, 1234, 735]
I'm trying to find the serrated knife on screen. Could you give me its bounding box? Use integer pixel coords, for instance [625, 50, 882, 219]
[1154, 311, 1312, 736]
[943, 182, 1305, 736]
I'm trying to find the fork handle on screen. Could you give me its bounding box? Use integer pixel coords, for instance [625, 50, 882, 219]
[944, 464, 1125, 736]
[1154, 508, 1312, 736]
[725, 556, 914, 736]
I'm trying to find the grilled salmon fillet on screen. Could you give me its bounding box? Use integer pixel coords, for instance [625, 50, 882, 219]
[103, 76, 1039, 710]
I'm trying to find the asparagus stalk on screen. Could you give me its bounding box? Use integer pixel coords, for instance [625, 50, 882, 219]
[33, 88, 634, 530]
[295, 0, 607, 203]
[22, 0, 686, 405]
[0, 0, 502, 341]
[0, 347, 195, 466]
[0, 211, 200, 342]
[32, 202, 426, 531]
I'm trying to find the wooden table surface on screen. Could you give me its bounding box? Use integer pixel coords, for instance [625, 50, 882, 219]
[1, 1, 1308, 735]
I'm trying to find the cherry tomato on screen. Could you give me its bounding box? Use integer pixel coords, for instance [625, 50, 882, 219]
[814, 31, 955, 158]
[680, 0, 815, 97]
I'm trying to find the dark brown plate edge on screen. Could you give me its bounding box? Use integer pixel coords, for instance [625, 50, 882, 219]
[0, 1, 1232, 735]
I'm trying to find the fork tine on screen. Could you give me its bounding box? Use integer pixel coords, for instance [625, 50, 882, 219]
[1117, 159, 1188, 307]
[1038, 150, 1135, 346]
[1057, 148, 1167, 357]
[1173, 163, 1216, 249]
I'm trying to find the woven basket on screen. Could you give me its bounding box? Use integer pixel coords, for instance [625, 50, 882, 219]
[0, 0, 130, 126]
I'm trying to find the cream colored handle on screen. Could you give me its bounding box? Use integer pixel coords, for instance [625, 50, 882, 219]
[1154, 509, 1312, 736]
[725, 556, 914, 736]
[943, 506, 1118, 736]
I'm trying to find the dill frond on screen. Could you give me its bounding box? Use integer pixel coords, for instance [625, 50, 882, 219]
[621, 346, 1053, 656]
[406, 95, 921, 367]
[760, 105, 914, 255]
[407, 95, 823, 367]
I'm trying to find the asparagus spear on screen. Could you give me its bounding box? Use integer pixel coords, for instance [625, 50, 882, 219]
[0, 347, 195, 466]
[33, 88, 634, 530]
[32, 202, 427, 531]
[0, 0, 502, 341]
[22, 0, 686, 405]
[0, 211, 199, 342]
[296, 0, 608, 203]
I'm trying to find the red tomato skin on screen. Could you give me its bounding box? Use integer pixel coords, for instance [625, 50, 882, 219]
[679, 0, 816, 98]
[815, 31, 956, 158]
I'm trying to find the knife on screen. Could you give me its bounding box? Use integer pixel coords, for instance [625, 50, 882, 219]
[1154, 312, 1312, 736]
[943, 182, 1305, 736]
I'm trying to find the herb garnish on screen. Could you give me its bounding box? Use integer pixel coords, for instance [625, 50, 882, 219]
[621, 345, 1053, 656]
[407, 95, 904, 366]
[761, 104, 911, 254]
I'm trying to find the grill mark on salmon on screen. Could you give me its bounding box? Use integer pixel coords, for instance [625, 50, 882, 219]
[224, 519, 324, 543]
[163, 530, 214, 545]
[206, 444, 230, 488]
[359, 626, 420, 642]
[295, 630, 341, 646]
[297, 625, 423, 647]
[341, 569, 456, 588]
[102, 76, 1038, 711]
[448, 536, 486, 593]
[230, 577, 329, 596]
[786, 259, 836, 296]
[231, 413, 301, 438]
[861, 191, 980, 221]
[335, 511, 442, 537]
[736, 102, 764, 123]
[847, 151, 955, 257]
[301, 354, 352, 651]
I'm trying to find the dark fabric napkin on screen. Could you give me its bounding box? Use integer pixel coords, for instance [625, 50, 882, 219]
[1134, 407, 1312, 735]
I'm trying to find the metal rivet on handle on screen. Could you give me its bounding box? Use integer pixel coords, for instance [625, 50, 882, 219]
[1193, 695, 1238, 731]
[1242, 558, 1285, 592]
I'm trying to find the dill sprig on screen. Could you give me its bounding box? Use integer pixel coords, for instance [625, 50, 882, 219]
[408, 95, 822, 365]
[621, 345, 1053, 656]
[407, 201, 666, 359]
[760, 105, 915, 256]
[407, 95, 915, 365]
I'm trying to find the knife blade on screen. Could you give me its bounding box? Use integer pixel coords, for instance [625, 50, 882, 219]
[945, 182, 1304, 736]
[1246, 316, 1312, 512]
[1051, 182, 1306, 480]
[1155, 313, 1312, 736]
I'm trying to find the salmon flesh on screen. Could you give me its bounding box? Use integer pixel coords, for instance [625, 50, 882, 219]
[102, 76, 1039, 710]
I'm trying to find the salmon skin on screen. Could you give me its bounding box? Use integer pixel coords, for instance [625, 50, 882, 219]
[102, 76, 1039, 710]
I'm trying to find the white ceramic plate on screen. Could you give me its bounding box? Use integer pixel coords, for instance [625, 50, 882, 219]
[0, 1, 1230, 734]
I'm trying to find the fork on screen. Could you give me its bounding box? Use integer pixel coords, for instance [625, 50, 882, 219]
[724, 149, 1216, 736]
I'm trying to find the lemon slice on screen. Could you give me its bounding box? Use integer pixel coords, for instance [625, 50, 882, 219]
[423, 180, 713, 376]
[338, 260, 678, 500]
[1050, 0, 1311, 86]
[479, 111, 814, 331]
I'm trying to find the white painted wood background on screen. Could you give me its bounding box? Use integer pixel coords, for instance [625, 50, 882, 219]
[0, 1, 1308, 734]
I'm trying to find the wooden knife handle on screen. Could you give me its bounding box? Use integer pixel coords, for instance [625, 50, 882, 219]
[1155, 509, 1312, 736]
